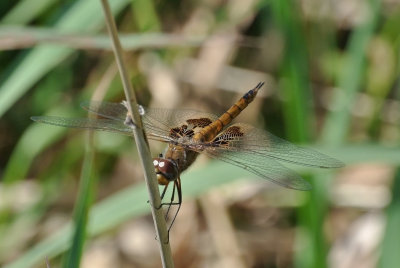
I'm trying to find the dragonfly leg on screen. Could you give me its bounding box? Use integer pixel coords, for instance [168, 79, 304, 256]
[155, 183, 170, 209]
[163, 182, 174, 221]
[155, 178, 182, 244]
[159, 182, 181, 207]
[166, 178, 182, 242]
[155, 177, 182, 243]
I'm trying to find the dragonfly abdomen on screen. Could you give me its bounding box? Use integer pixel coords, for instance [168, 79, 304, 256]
[194, 82, 264, 142]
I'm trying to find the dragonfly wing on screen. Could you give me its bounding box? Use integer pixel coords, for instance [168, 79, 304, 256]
[209, 123, 344, 168]
[81, 101, 220, 142]
[202, 149, 312, 190]
[80, 101, 127, 121]
[141, 108, 219, 142]
[31, 116, 133, 135]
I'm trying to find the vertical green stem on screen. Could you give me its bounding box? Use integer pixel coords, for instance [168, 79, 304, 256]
[379, 168, 400, 268]
[100, 1, 174, 267]
[62, 133, 96, 268]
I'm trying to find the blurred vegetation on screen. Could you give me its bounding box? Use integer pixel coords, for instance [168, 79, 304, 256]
[0, 0, 400, 267]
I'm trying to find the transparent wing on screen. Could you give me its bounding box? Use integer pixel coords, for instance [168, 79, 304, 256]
[141, 107, 219, 141]
[80, 101, 127, 121]
[185, 123, 344, 190]
[201, 123, 344, 169]
[81, 101, 219, 142]
[31, 116, 133, 135]
[202, 149, 312, 190]
[33, 103, 343, 190]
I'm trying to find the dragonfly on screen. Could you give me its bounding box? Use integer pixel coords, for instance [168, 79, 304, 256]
[32, 82, 343, 222]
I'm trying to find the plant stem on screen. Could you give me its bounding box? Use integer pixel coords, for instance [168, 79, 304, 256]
[100, 1, 174, 267]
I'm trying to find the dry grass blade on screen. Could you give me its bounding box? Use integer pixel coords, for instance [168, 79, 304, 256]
[100, 0, 174, 267]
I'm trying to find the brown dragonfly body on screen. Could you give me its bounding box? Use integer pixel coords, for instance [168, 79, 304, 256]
[153, 83, 262, 201]
[32, 82, 344, 216]
[157, 83, 263, 185]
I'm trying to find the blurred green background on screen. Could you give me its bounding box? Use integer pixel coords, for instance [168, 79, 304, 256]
[0, 0, 399, 267]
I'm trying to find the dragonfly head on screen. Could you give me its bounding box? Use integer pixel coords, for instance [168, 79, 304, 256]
[153, 157, 179, 185]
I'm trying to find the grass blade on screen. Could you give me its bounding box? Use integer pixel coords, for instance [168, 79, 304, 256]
[0, 26, 205, 51]
[0, 0, 131, 117]
[1, 0, 59, 24]
[62, 132, 96, 268]
[100, 0, 174, 266]
[321, 0, 381, 144]
[378, 169, 400, 268]
[4, 144, 400, 268]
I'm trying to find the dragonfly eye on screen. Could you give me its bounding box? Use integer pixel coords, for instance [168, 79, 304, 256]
[153, 157, 178, 183]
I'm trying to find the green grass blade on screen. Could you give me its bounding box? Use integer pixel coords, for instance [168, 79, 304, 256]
[62, 133, 96, 268]
[270, 0, 326, 267]
[0, 0, 131, 117]
[3, 181, 148, 268]
[1, 0, 59, 24]
[131, 0, 161, 32]
[306, 1, 380, 267]
[3, 161, 251, 268]
[270, 0, 312, 143]
[2, 107, 73, 183]
[378, 169, 400, 268]
[4, 144, 400, 268]
[321, 0, 381, 144]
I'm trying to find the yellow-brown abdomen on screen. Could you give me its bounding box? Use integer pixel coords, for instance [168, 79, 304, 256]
[194, 82, 264, 142]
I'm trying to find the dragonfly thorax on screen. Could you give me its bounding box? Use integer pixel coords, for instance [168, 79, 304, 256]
[153, 157, 179, 185]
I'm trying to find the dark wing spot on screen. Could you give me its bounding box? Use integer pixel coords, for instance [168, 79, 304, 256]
[212, 126, 244, 146]
[169, 124, 195, 138]
[185, 129, 195, 137]
[170, 125, 186, 138]
[225, 126, 244, 136]
[187, 118, 212, 128]
[170, 127, 181, 139]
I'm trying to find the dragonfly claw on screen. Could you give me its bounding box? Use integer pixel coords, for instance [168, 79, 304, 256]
[124, 115, 137, 128]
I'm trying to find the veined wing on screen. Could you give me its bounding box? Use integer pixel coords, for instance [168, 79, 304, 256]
[202, 149, 312, 190]
[141, 107, 219, 142]
[201, 123, 344, 169]
[81, 101, 219, 142]
[30, 116, 133, 135]
[186, 123, 343, 190]
[80, 101, 127, 121]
